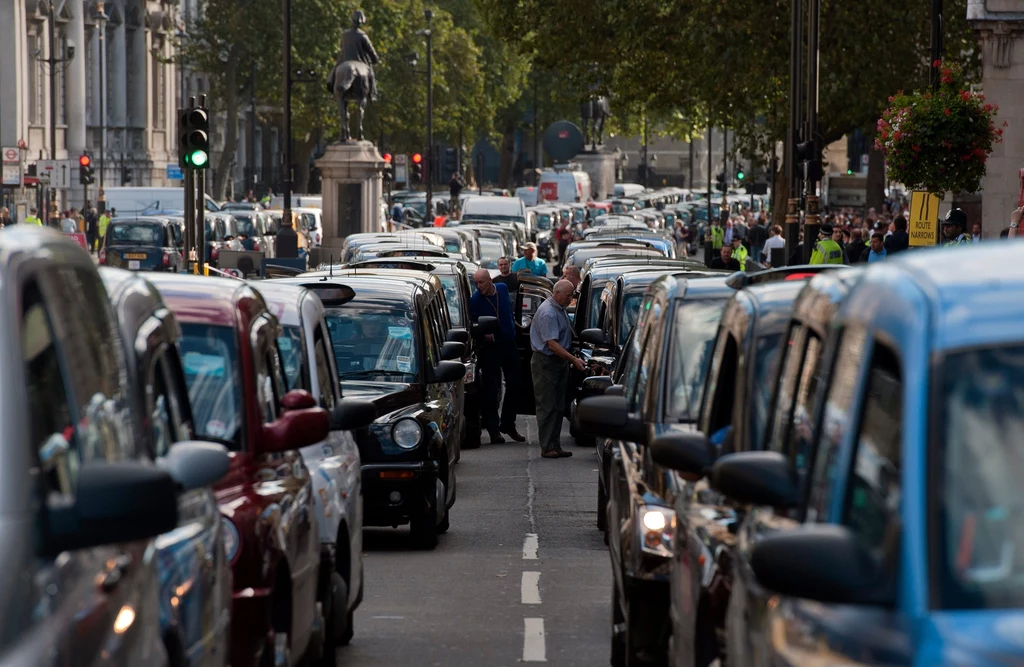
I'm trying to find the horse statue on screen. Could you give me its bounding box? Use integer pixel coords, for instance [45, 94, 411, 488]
[327, 10, 380, 142]
[580, 95, 611, 151]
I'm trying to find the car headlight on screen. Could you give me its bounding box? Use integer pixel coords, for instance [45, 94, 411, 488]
[392, 418, 423, 449]
[221, 517, 240, 564]
[638, 506, 675, 558]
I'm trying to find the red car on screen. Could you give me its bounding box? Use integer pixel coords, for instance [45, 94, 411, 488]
[149, 274, 330, 667]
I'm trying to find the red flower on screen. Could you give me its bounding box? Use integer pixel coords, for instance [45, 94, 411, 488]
[933, 59, 942, 67]
[961, 91, 972, 102]
[945, 108, 951, 116]
[912, 145, 921, 152]
[894, 130, 903, 140]
[997, 128, 1004, 136]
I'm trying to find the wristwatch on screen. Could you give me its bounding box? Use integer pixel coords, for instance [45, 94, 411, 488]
[1012, 221, 1019, 228]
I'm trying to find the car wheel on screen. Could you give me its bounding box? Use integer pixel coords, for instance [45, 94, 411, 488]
[597, 483, 607, 533]
[410, 513, 438, 549]
[436, 506, 450, 534]
[612, 586, 626, 667]
[320, 573, 349, 666]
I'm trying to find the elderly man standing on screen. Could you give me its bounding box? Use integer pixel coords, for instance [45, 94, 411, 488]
[531, 279, 585, 459]
[470, 269, 525, 443]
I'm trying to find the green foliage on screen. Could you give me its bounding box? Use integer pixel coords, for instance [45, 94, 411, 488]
[876, 60, 1003, 195]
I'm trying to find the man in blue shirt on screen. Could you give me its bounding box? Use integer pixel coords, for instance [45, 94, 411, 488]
[511, 242, 548, 277]
[470, 269, 525, 443]
[530, 280, 585, 458]
[866, 232, 887, 263]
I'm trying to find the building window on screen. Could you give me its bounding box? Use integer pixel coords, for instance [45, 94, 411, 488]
[151, 38, 166, 129]
[28, 32, 43, 124]
[58, 35, 68, 125]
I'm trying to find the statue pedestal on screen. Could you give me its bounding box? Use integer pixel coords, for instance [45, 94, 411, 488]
[316, 141, 385, 254]
[575, 149, 616, 200]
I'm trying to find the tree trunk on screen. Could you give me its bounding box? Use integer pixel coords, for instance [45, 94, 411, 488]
[292, 136, 317, 194]
[772, 158, 788, 227]
[213, 54, 239, 200]
[866, 142, 885, 212]
[497, 119, 516, 189]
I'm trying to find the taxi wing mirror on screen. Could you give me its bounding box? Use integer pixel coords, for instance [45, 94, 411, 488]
[431, 360, 466, 384]
[473, 316, 500, 336]
[580, 328, 612, 347]
[649, 432, 713, 480]
[331, 398, 377, 431]
[159, 440, 231, 491]
[446, 328, 470, 344]
[261, 390, 330, 452]
[440, 341, 466, 361]
[710, 451, 800, 508]
[576, 395, 646, 444]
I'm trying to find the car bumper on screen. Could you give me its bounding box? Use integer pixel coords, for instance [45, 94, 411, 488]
[622, 575, 671, 655]
[228, 586, 273, 667]
[362, 461, 440, 526]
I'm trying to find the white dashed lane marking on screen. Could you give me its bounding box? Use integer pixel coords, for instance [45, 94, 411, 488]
[522, 533, 539, 560]
[523, 618, 547, 662]
[521, 571, 541, 604]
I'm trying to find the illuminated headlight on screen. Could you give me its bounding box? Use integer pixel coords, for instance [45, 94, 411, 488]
[638, 506, 675, 558]
[464, 361, 476, 384]
[221, 517, 240, 564]
[392, 419, 423, 449]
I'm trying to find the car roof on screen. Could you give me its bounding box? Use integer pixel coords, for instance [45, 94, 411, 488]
[644, 273, 732, 301]
[292, 271, 439, 307]
[145, 273, 264, 326]
[790, 267, 865, 337]
[251, 280, 311, 327]
[729, 281, 808, 338]
[98, 267, 169, 337]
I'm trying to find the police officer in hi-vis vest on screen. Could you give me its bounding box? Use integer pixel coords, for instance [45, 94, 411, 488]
[810, 223, 844, 265]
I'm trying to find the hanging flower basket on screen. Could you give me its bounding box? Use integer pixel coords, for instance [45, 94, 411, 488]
[875, 60, 1004, 196]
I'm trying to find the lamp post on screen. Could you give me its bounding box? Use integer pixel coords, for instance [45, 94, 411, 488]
[784, 0, 804, 264]
[930, 0, 943, 90]
[419, 10, 434, 214]
[176, 26, 187, 108]
[96, 2, 108, 196]
[39, 0, 75, 221]
[802, 0, 821, 263]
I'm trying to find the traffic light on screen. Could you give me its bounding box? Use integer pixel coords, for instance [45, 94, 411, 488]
[411, 153, 423, 183]
[382, 153, 393, 185]
[735, 168, 745, 181]
[444, 147, 457, 175]
[715, 172, 726, 193]
[178, 105, 210, 170]
[79, 153, 95, 185]
[122, 165, 132, 184]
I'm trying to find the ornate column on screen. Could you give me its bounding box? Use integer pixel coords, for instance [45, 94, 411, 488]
[967, 0, 1024, 228]
[107, 4, 125, 133]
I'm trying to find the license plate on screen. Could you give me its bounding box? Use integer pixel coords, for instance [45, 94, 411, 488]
[124, 253, 147, 260]
[464, 361, 476, 383]
[128, 260, 140, 270]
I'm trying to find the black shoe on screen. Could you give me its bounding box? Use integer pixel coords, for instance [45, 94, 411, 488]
[556, 449, 573, 458]
[501, 427, 526, 442]
[488, 431, 505, 444]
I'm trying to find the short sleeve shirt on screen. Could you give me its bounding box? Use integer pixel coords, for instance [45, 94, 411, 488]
[511, 256, 548, 277]
[530, 297, 572, 355]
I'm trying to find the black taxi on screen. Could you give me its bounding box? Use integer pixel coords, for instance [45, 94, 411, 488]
[101, 217, 184, 272]
[285, 272, 476, 549]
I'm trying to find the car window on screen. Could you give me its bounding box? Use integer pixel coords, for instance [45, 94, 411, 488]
[766, 323, 806, 454]
[518, 288, 547, 328]
[437, 275, 463, 327]
[278, 325, 306, 392]
[22, 280, 78, 499]
[180, 323, 243, 448]
[619, 293, 645, 344]
[789, 334, 824, 471]
[633, 302, 660, 416]
[254, 346, 280, 424]
[747, 333, 785, 453]
[701, 329, 739, 443]
[806, 325, 869, 523]
[666, 300, 727, 423]
[623, 326, 650, 411]
[843, 347, 902, 573]
[313, 324, 338, 409]
[148, 350, 187, 458]
[325, 307, 419, 380]
[108, 223, 162, 245]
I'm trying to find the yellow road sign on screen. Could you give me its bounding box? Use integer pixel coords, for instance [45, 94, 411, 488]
[909, 191, 941, 247]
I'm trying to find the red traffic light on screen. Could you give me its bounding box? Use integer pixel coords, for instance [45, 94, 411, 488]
[79, 154, 91, 167]
[383, 153, 392, 163]
[411, 153, 422, 164]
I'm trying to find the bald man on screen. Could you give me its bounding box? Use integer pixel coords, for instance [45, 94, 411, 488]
[469, 268, 524, 443]
[530, 279, 585, 458]
[563, 265, 581, 289]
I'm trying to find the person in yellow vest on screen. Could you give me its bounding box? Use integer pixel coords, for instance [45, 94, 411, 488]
[709, 220, 725, 250]
[942, 208, 971, 246]
[97, 210, 111, 251]
[809, 224, 844, 264]
[23, 208, 42, 225]
[730, 235, 748, 270]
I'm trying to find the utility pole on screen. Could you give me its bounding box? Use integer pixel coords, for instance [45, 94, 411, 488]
[97, 2, 108, 199]
[930, 0, 943, 90]
[802, 0, 821, 263]
[688, 140, 694, 190]
[704, 125, 714, 267]
[642, 114, 649, 189]
[422, 10, 434, 214]
[248, 61, 256, 195]
[532, 75, 538, 177]
[784, 0, 804, 264]
[282, 0, 293, 232]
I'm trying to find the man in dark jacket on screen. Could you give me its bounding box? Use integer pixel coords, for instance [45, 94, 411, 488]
[275, 215, 299, 258]
[885, 216, 909, 254]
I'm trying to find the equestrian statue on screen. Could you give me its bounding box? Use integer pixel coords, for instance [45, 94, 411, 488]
[327, 10, 379, 142]
[580, 94, 611, 151]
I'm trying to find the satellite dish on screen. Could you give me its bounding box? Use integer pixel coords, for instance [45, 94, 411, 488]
[543, 121, 585, 162]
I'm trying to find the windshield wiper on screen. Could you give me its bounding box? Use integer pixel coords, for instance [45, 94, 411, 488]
[340, 369, 412, 379]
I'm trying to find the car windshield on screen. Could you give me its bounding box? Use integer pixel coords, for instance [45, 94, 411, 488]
[478, 238, 503, 268]
[444, 240, 462, 253]
[179, 324, 242, 449]
[619, 292, 645, 343]
[693, 205, 722, 222]
[748, 333, 785, 449]
[935, 345, 1024, 610]
[109, 223, 162, 245]
[588, 283, 609, 332]
[437, 275, 463, 326]
[666, 300, 727, 421]
[324, 307, 419, 381]
[234, 216, 258, 237]
[277, 326, 305, 391]
[536, 214, 552, 231]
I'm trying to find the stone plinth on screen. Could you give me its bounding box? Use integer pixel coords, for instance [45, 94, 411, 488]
[575, 149, 616, 200]
[316, 141, 385, 254]
[968, 0, 1024, 229]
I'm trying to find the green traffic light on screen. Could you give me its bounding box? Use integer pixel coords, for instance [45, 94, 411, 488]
[188, 150, 209, 168]
[736, 171, 745, 180]
[847, 169, 853, 175]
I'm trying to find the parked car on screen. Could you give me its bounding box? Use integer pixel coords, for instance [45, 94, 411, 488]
[663, 245, 1024, 665]
[101, 216, 185, 272]
[574, 273, 734, 666]
[293, 273, 472, 549]
[100, 266, 234, 667]
[255, 281, 379, 662]
[148, 273, 332, 667]
[4, 226, 180, 665]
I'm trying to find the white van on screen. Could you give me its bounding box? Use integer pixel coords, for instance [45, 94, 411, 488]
[461, 195, 527, 226]
[101, 186, 221, 215]
[539, 170, 592, 203]
[293, 207, 324, 247]
[269, 194, 322, 210]
[515, 186, 541, 207]
[613, 183, 645, 199]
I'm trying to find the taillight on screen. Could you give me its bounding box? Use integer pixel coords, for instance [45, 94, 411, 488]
[99, 249, 106, 264]
[253, 240, 261, 252]
[162, 252, 170, 267]
[211, 246, 220, 260]
[315, 232, 321, 244]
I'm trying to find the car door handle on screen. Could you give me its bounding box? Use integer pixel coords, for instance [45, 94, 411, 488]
[99, 554, 134, 593]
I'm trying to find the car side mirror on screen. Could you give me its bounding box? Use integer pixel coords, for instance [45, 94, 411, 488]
[261, 406, 331, 453]
[440, 341, 466, 361]
[710, 451, 801, 508]
[474, 315, 500, 336]
[750, 524, 896, 607]
[605, 384, 625, 397]
[432, 360, 466, 384]
[43, 462, 179, 557]
[446, 328, 470, 344]
[281, 388, 317, 410]
[575, 395, 647, 444]
[580, 375, 614, 397]
[649, 431, 714, 479]
[158, 441, 231, 491]
[331, 398, 377, 431]
[580, 328, 612, 347]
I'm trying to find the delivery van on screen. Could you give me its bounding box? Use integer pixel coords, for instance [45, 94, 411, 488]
[101, 187, 221, 215]
[539, 170, 592, 203]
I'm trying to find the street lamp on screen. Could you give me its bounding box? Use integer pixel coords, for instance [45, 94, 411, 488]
[37, 0, 75, 221]
[96, 2, 108, 200]
[418, 10, 433, 215]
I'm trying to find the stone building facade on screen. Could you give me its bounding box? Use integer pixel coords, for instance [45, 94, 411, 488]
[0, 0, 179, 212]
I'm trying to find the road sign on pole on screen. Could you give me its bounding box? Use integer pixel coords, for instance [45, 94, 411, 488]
[395, 153, 408, 184]
[908, 191, 941, 247]
[167, 164, 184, 181]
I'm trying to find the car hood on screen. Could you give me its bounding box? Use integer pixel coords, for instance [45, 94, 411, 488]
[918, 610, 1024, 665]
[341, 380, 420, 417]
